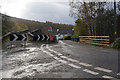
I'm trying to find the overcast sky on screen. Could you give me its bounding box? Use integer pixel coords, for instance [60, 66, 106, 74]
[0, 0, 76, 25]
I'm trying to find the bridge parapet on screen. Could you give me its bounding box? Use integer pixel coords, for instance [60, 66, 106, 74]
[79, 36, 110, 46]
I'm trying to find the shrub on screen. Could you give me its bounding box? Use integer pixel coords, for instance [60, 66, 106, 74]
[113, 38, 120, 48]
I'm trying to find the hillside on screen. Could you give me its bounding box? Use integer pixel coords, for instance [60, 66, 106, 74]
[2, 13, 74, 35]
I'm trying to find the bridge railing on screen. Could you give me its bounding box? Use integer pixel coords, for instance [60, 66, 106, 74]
[79, 36, 110, 46]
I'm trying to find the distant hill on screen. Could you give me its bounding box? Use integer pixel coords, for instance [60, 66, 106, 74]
[2, 13, 74, 35]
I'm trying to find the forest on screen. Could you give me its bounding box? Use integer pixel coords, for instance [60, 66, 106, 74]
[69, 1, 120, 42]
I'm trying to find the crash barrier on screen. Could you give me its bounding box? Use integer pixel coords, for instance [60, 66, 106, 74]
[79, 36, 110, 46]
[2, 32, 11, 40]
[71, 37, 79, 42]
[2, 30, 29, 40]
[2, 30, 57, 48]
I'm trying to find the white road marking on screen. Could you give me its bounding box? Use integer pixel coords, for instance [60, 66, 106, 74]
[60, 56, 79, 63]
[79, 62, 92, 67]
[41, 44, 67, 64]
[47, 45, 79, 63]
[59, 40, 74, 47]
[46, 45, 63, 56]
[53, 57, 60, 60]
[68, 64, 81, 69]
[41, 44, 55, 57]
[58, 53, 62, 56]
[43, 51, 54, 57]
[41, 44, 115, 79]
[48, 53, 54, 57]
[45, 45, 81, 68]
[102, 75, 113, 79]
[58, 60, 68, 64]
[83, 69, 99, 75]
[41, 44, 46, 47]
[94, 67, 112, 73]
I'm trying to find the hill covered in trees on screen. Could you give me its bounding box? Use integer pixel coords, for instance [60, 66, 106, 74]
[2, 13, 73, 35]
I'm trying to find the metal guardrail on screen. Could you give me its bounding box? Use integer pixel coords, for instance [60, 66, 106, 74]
[2, 32, 11, 40]
[79, 36, 110, 46]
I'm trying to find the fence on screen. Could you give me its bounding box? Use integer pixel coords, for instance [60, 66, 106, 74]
[79, 36, 110, 46]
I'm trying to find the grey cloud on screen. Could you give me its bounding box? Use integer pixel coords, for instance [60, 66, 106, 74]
[22, 2, 75, 25]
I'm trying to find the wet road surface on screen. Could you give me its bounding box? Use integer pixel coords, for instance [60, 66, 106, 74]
[2, 40, 120, 79]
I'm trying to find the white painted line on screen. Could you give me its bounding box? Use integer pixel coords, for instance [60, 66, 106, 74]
[59, 40, 74, 47]
[59, 60, 68, 64]
[49, 48, 62, 56]
[60, 56, 68, 59]
[83, 69, 99, 75]
[46, 45, 63, 56]
[94, 67, 112, 73]
[41, 45, 66, 64]
[58, 53, 62, 56]
[41, 44, 55, 57]
[53, 57, 60, 60]
[43, 50, 54, 57]
[79, 62, 92, 67]
[41, 44, 46, 48]
[48, 53, 54, 57]
[42, 50, 48, 53]
[102, 75, 113, 79]
[44, 51, 54, 57]
[60, 56, 79, 63]
[68, 64, 81, 69]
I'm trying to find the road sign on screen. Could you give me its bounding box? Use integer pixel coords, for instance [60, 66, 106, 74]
[42, 35, 45, 40]
[37, 35, 40, 41]
[32, 35, 49, 41]
[50, 37, 53, 41]
[9, 33, 27, 48]
[10, 34, 27, 41]
[46, 35, 49, 41]
[48, 26, 53, 32]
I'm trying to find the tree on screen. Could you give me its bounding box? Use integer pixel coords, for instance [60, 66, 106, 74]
[72, 18, 89, 37]
[69, 1, 106, 36]
[69, 1, 120, 42]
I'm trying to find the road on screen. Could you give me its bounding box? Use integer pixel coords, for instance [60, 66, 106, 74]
[2, 40, 120, 79]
